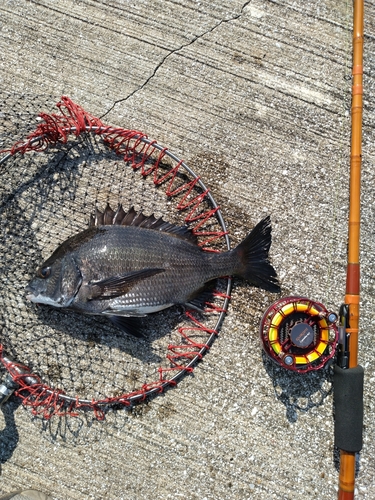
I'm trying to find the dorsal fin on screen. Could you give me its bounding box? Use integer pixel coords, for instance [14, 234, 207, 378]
[89, 204, 198, 245]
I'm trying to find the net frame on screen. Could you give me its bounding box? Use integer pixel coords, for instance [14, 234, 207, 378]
[0, 96, 232, 419]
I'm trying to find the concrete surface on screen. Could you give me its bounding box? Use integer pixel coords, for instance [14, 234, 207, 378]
[0, 0, 374, 499]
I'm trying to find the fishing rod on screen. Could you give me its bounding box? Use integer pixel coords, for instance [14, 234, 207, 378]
[334, 1, 364, 498]
[259, 2, 365, 497]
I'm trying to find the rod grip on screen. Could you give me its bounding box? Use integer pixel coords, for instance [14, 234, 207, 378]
[334, 365, 364, 452]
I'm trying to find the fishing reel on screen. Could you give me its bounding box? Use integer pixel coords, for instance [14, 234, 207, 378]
[260, 296, 338, 372]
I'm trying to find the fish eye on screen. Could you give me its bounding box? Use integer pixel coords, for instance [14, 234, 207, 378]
[38, 266, 51, 279]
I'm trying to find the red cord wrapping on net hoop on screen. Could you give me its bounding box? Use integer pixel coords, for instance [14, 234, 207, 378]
[0, 96, 231, 418]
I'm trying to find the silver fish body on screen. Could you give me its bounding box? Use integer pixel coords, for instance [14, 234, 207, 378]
[26, 206, 280, 333]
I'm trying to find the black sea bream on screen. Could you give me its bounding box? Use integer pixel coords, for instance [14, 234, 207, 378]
[26, 206, 280, 335]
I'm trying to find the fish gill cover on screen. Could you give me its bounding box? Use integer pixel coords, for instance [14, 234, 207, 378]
[0, 94, 262, 420]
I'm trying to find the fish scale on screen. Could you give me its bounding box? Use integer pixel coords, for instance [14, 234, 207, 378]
[75, 225, 217, 314]
[26, 206, 280, 336]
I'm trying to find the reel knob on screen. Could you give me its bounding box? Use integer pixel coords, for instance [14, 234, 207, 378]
[259, 296, 338, 372]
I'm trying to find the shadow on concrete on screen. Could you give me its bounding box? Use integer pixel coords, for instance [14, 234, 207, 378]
[0, 399, 22, 469]
[262, 351, 335, 423]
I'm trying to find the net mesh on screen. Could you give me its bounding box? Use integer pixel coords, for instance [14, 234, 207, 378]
[0, 96, 231, 419]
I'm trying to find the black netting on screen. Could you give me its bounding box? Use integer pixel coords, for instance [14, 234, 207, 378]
[0, 95, 231, 417]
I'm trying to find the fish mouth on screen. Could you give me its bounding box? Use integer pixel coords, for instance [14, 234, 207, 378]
[25, 284, 41, 303]
[25, 290, 65, 307]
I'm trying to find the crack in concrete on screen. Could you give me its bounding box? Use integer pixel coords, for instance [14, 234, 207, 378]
[100, 1, 252, 119]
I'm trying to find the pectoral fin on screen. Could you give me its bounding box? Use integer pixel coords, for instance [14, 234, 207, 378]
[87, 268, 164, 300]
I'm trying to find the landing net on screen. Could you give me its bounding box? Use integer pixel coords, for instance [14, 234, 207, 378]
[0, 96, 231, 419]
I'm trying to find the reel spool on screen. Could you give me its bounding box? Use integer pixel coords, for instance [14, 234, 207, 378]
[260, 296, 338, 373]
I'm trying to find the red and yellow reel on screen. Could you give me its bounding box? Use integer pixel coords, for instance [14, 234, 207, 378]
[259, 297, 338, 372]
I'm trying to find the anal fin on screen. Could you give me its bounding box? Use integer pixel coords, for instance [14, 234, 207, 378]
[185, 280, 217, 313]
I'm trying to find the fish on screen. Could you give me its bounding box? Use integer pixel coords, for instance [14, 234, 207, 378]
[26, 204, 280, 336]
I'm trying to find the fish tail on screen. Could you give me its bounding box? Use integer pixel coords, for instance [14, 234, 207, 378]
[233, 216, 280, 293]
